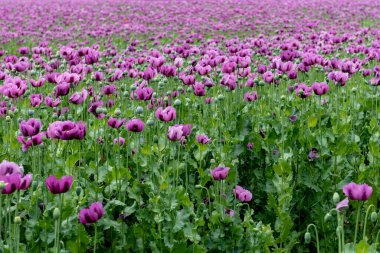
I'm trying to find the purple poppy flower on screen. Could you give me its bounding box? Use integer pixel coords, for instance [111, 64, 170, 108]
[125, 119, 145, 132]
[167, 125, 183, 141]
[101, 84, 117, 96]
[113, 137, 125, 146]
[308, 148, 320, 160]
[211, 167, 230, 180]
[289, 115, 298, 122]
[155, 106, 176, 122]
[45, 96, 61, 107]
[45, 175, 73, 194]
[193, 82, 206, 96]
[78, 202, 104, 225]
[30, 93, 43, 107]
[55, 82, 71, 97]
[196, 135, 211, 144]
[233, 185, 252, 202]
[336, 197, 349, 211]
[19, 174, 32, 190]
[0, 174, 21, 194]
[0, 160, 22, 176]
[247, 142, 253, 150]
[244, 91, 258, 102]
[312, 82, 329, 96]
[69, 88, 88, 105]
[47, 121, 86, 140]
[343, 182, 373, 201]
[225, 208, 235, 217]
[19, 118, 41, 137]
[262, 71, 274, 84]
[295, 83, 312, 98]
[94, 71, 103, 81]
[107, 117, 126, 129]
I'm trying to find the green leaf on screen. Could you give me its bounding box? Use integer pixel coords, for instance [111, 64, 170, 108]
[308, 116, 318, 128]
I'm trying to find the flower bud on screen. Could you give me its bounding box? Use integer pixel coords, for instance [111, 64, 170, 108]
[304, 232, 311, 244]
[95, 107, 103, 114]
[173, 99, 181, 106]
[371, 212, 378, 223]
[28, 109, 34, 116]
[135, 106, 143, 114]
[53, 208, 61, 220]
[324, 213, 332, 222]
[146, 119, 154, 126]
[14, 216, 21, 224]
[114, 109, 121, 116]
[123, 91, 129, 97]
[333, 192, 340, 204]
[75, 187, 82, 196]
[5, 116, 11, 121]
[130, 85, 137, 91]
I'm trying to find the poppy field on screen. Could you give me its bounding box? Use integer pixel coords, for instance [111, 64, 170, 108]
[0, 0, 380, 252]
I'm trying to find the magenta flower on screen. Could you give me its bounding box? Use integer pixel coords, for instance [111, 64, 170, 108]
[0, 77, 27, 99]
[211, 167, 230, 180]
[107, 117, 126, 129]
[19, 118, 41, 137]
[30, 93, 43, 107]
[312, 82, 329, 96]
[125, 119, 145, 132]
[262, 71, 274, 84]
[155, 106, 176, 122]
[45, 96, 61, 107]
[343, 182, 373, 201]
[45, 175, 73, 194]
[113, 137, 125, 146]
[193, 82, 206, 96]
[30, 78, 45, 88]
[0, 160, 22, 176]
[336, 197, 349, 211]
[233, 185, 252, 202]
[225, 208, 235, 217]
[167, 125, 183, 141]
[19, 174, 32, 190]
[0, 174, 21, 194]
[78, 202, 104, 225]
[101, 84, 117, 96]
[295, 83, 312, 98]
[47, 121, 86, 140]
[244, 91, 258, 102]
[247, 143, 253, 150]
[55, 82, 71, 97]
[69, 88, 88, 105]
[196, 135, 211, 144]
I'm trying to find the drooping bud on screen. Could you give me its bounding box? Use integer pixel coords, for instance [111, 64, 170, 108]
[304, 232, 311, 244]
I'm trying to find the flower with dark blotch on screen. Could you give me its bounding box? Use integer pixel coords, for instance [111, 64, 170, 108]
[101, 84, 117, 96]
[211, 167, 230, 180]
[233, 185, 252, 202]
[0, 174, 21, 194]
[19, 174, 32, 190]
[196, 135, 211, 144]
[225, 208, 235, 217]
[312, 82, 329, 96]
[19, 118, 41, 137]
[30, 93, 43, 107]
[45, 175, 73, 194]
[125, 119, 145, 132]
[107, 117, 126, 129]
[336, 197, 349, 211]
[244, 91, 258, 102]
[155, 106, 176, 122]
[78, 202, 104, 225]
[262, 71, 274, 84]
[69, 88, 88, 105]
[308, 148, 320, 160]
[0, 160, 22, 176]
[289, 115, 298, 123]
[247, 142, 253, 150]
[343, 182, 373, 201]
[47, 121, 86, 140]
[167, 125, 183, 141]
[295, 83, 312, 98]
[113, 137, 125, 146]
[193, 82, 205, 96]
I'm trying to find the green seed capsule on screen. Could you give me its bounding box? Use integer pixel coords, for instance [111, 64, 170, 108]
[371, 212, 378, 223]
[53, 208, 61, 220]
[324, 213, 332, 223]
[333, 192, 340, 204]
[173, 99, 181, 106]
[304, 232, 311, 244]
[14, 216, 21, 224]
[147, 119, 154, 126]
[135, 106, 143, 114]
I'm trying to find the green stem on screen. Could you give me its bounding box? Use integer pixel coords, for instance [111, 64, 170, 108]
[354, 202, 363, 245]
[94, 224, 98, 253]
[362, 204, 375, 242]
[306, 224, 320, 253]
